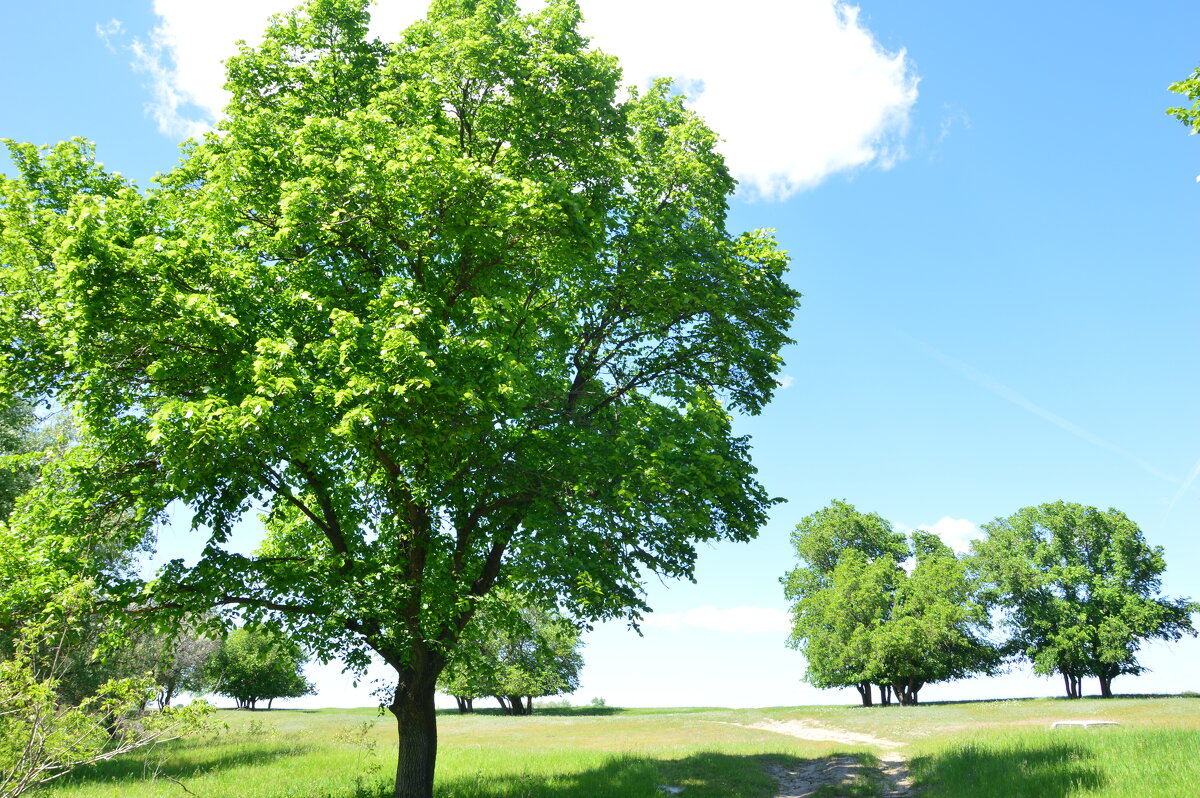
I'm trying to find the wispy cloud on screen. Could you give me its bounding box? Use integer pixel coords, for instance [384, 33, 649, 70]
[912, 338, 1178, 486]
[127, 0, 918, 200]
[776, 375, 796, 389]
[95, 19, 125, 53]
[643, 605, 792, 634]
[1168, 456, 1200, 510]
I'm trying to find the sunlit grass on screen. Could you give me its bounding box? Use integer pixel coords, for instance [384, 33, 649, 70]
[908, 726, 1200, 798]
[41, 696, 1200, 798]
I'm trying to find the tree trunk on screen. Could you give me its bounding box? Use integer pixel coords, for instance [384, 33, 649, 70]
[268, 697, 274, 710]
[496, 695, 511, 715]
[877, 684, 892, 706]
[389, 668, 441, 798]
[855, 682, 873, 707]
[1098, 673, 1113, 698]
[1062, 672, 1082, 699]
[893, 678, 923, 705]
[454, 696, 474, 714]
[506, 695, 529, 716]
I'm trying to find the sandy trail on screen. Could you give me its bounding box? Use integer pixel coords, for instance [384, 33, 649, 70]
[745, 719, 903, 748]
[740, 720, 916, 797]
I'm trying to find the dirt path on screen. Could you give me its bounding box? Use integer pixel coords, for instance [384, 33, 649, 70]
[741, 720, 916, 797]
[745, 720, 903, 749]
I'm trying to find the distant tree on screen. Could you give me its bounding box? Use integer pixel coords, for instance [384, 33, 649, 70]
[973, 502, 1198, 698]
[784, 501, 1000, 706]
[868, 532, 1002, 705]
[145, 621, 222, 710]
[439, 595, 583, 716]
[204, 628, 315, 710]
[783, 500, 907, 706]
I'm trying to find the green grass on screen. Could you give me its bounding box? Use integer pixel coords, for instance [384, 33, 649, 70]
[40, 696, 1200, 798]
[908, 725, 1200, 798]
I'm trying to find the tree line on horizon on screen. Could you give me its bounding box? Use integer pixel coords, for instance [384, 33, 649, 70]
[783, 499, 1198, 706]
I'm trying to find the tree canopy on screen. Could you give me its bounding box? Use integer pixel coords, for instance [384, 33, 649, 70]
[0, 0, 798, 794]
[783, 501, 1000, 706]
[972, 501, 1197, 698]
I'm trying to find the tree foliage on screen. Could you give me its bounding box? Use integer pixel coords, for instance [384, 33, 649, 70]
[204, 628, 315, 710]
[438, 593, 583, 715]
[783, 501, 1000, 706]
[0, 0, 797, 794]
[0, 399, 41, 522]
[972, 501, 1198, 698]
[1167, 67, 1200, 133]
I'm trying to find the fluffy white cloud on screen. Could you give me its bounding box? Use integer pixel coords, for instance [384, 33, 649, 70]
[122, 0, 917, 199]
[582, 1, 918, 199]
[918, 516, 981, 554]
[643, 605, 792, 634]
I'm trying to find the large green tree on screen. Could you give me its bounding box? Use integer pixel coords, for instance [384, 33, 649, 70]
[439, 593, 583, 715]
[0, 0, 798, 794]
[784, 501, 1000, 706]
[973, 501, 1197, 698]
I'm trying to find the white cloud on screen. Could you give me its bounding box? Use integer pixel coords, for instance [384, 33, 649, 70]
[643, 605, 792, 634]
[96, 19, 125, 53]
[776, 375, 796, 389]
[128, 0, 917, 199]
[580, 1, 918, 199]
[918, 516, 980, 554]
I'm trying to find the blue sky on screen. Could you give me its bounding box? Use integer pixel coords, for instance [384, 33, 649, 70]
[2, 0, 1198, 708]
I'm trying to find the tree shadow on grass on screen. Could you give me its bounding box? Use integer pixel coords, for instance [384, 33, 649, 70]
[314, 751, 807, 798]
[52, 740, 316, 789]
[908, 740, 1105, 798]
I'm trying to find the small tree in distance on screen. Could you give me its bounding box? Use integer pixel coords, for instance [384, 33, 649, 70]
[204, 628, 315, 710]
[439, 593, 583, 715]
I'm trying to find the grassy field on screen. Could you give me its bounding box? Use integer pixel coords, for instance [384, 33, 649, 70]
[41, 696, 1200, 797]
